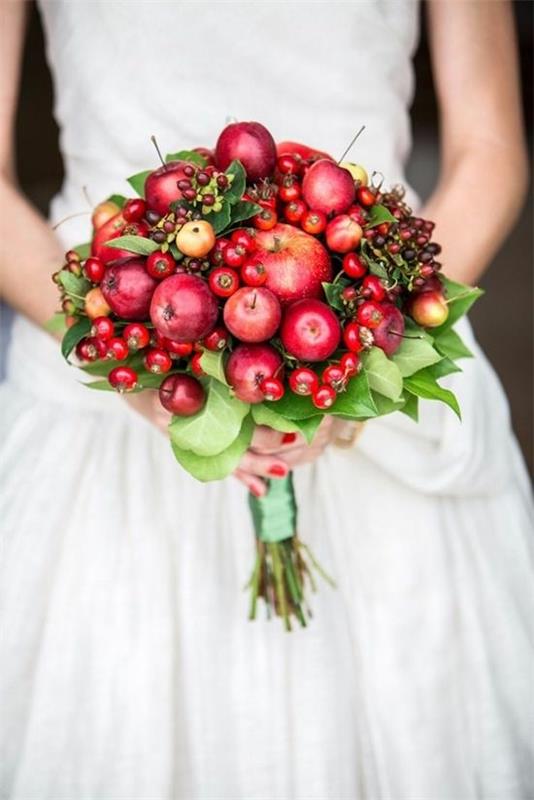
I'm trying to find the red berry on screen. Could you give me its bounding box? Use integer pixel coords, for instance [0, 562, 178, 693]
[342, 252, 366, 279]
[361, 275, 386, 302]
[347, 205, 367, 226]
[357, 186, 376, 207]
[356, 301, 384, 329]
[125, 220, 149, 238]
[144, 347, 173, 374]
[288, 367, 320, 396]
[312, 384, 336, 409]
[222, 245, 246, 268]
[376, 222, 390, 236]
[203, 325, 229, 351]
[260, 377, 285, 402]
[210, 237, 230, 265]
[108, 366, 137, 392]
[340, 351, 361, 376]
[241, 257, 267, 287]
[123, 323, 150, 351]
[230, 229, 256, 252]
[284, 200, 307, 224]
[322, 363, 346, 391]
[84, 256, 105, 283]
[300, 210, 327, 235]
[277, 154, 299, 175]
[208, 266, 240, 298]
[278, 179, 301, 203]
[343, 321, 365, 353]
[90, 316, 114, 341]
[253, 208, 278, 231]
[190, 351, 206, 376]
[123, 198, 147, 223]
[341, 286, 358, 302]
[146, 251, 176, 279]
[106, 337, 129, 361]
[165, 340, 193, 358]
[76, 336, 107, 362]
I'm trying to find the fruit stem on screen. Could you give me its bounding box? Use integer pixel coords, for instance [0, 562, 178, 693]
[272, 236, 282, 253]
[150, 135, 166, 167]
[82, 185, 94, 208]
[251, 291, 257, 310]
[336, 125, 366, 165]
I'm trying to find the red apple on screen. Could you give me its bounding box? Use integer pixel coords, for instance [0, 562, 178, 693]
[101, 259, 158, 319]
[91, 212, 132, 263]
[150, 274, 219, 342]
[372, 303, 405, 355]
[409, 291, 449, 327]
[223, 287, 281, 343]
[145, 160, 193, 217]
[302, 159, 355, 215]
[215, 121, 277, 183]
[225, 343, 283, 404]
[276, 141, 334, 162]
[159, 374, 205, 416]
[325, 215, 363, 253]
[280, 299, 341, 362]
[253, 223, 332, 305]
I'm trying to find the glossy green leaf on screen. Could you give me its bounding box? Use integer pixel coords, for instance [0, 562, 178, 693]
[328, 370, 378, 418]
[251, 404, 301, 434]
[433, 276, 484, 333]
[169, 379, 250, 456]
[230, 200, 261, 226]
[61, 317, 91, 360]
[106, 194, 127, 208]
[366, 204, 395, 228]
[224, 160, 246, 203]
[104, 235, 159, 255]
[207, 203, 232, 234]
[165, 150, 207, 166]
[399, 391, 419, 422]
[199, 350, 228, 385]
[391, 335, 442, 377]
[58, 270, 91, 298]
[404, 369, 461, 419]
[171, 414, 254, 482]
[370, 391, 405, 417]
[433, 327, 474, 360]
[127, 169, 152, 197]
[322, 282, 345, 311]
[361, 347, 403, 401]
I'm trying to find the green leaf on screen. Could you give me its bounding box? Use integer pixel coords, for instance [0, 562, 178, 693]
[365, 258, 389, 279]
[403, 316, 434, 342]
[391, 335, 442, 377]
[230, 200, 261, 226]
[433, 275, 484, 333]
[371, 391, 405, 416]
[425, 357, 462, 379]
[404, 369, 461, 419]
[199, 350, 228, 385]
[224, 160, 246, 203]
[127, 169, 152, 197]
[400, 391, 419, 422]
[264, 391, 320, 420]
[104, 235, 159, 255]
[45, 312, 67, 335]
[322, 282, 345, 311]
[207, 203, 232, 235]
[61, 317, 91, 360]
[85, 371, 166, 393]
[251, 404, 301, 435]
[361, 347, 403, 401]
[58, 270, 91, 298]
[366, 204, 396, 228]
[433, 327, 474, 360]
[294, 415, 324, 444]
[329, 370, 378, 418]
[171, 414, 254, 482]
[169, 379, 250, 456]
[165, 150, 207, 167]
[73, 242, 91, 260]
[106, 194, 127, 208]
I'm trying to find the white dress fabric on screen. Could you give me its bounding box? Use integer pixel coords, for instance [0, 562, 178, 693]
[1, 2, 533, 798]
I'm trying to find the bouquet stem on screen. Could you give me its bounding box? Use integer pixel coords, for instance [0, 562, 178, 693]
[247, 473, 334, 630]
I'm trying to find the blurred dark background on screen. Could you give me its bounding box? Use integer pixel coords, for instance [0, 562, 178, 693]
[10, 1, 534, 471]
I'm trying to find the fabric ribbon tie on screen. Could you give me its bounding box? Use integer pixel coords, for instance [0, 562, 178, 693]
[248, 473, 297, 543]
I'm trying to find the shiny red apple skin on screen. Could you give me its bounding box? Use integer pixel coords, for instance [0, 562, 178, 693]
[302, 159, 355, 215]
[325, 215, 363, 253]
[101, 259, 157, 320]
[409, 291, 449, 328]
[215, 121, 277, 183]
[276, 141, 334, 162]
[159, 374, 205, 416]
[280, 299, 341, 362]
[223, 287, 281, 343]
[225, 343, 283, 404]
[253, 223, 332, 305]
[372, 303, 405, 355]
[150, 274, 219, 342]
[91, 212, 133, 263]
[144, 160, 191, 217]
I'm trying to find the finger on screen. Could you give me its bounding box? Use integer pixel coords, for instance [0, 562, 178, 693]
[233, 468, 267, 498]
[250, 426, 304, 454]
[239, 450, 290, 480]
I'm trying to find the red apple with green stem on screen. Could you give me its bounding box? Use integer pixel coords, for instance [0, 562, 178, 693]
[223, 287, 281, 343]
[253, 223, 332, 305]
[372, 303, 405, 355]
[225, 343, 283, 403]
[150, 273, 219, 342]
[144, 160, 193, 217]
[302, 159, 355, 215]
[409, 291, 449, 327]
[215, 121, 277, 183]
[91, 212, 132, 263]
[280, 299, 341, 362]
[101, 258, 158, 319]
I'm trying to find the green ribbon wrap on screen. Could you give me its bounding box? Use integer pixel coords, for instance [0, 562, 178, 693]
[248, 473, 297, 543]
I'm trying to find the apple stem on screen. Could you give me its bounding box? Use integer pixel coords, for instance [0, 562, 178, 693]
[336, 125, 366, 165]
[272, 236, 282, 253]
[150, 135, 166, 167]
[251, 291, 257, 310]
[391, 330, 426, 339]
[82, 185, 94, 208]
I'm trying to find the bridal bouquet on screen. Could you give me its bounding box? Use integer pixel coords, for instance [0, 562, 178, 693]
[51, 121, 481, 629]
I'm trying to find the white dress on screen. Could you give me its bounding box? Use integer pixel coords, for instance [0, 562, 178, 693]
[1, 2, 533, 798]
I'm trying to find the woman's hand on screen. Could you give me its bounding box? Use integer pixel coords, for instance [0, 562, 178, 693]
[124, 390, 341, 496]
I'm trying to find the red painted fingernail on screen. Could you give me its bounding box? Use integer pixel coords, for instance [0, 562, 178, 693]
[282, 432, 297, 444]
[269, 464, 288, 478]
